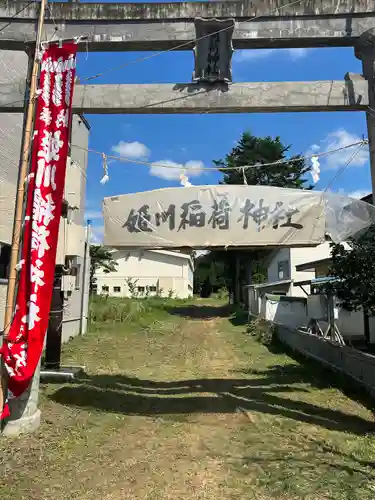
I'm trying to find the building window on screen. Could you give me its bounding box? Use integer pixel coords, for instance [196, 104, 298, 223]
[113, 286, 121, 293]
[102, 285, 109, 293]
[0, 242, 11, 280]
[148, 286, 157, 293]
[137, 286, 145, 294]
[278, 260, 290, 280]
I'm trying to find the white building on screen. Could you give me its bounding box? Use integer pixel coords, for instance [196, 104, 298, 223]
[247, 237, 370, 341]
[95, 249, 194, 298]
[0, 50, 90, 343]
[251, 241, 332, 298]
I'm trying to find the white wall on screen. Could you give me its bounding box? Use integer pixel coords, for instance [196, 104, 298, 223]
[267, 242, 332, 286]
[267, 248, 291, 283]
[265, 243, 332, 297]
[96, 249, 193, 299]
[263, 296, 308, 330]
[290, 241, 332, 282]
[253, 291, 371, 341]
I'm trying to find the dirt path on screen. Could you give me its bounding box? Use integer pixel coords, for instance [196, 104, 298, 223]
[1, 301, 375, 500]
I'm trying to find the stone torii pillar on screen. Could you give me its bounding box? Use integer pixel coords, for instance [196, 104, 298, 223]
[355, 29, 375, 201]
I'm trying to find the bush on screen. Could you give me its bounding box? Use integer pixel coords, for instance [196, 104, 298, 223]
[88, 295, 196, 329]
[212, 287, 229, 301]
[247, 317, 276, 345]
[89, 296, 163, 326]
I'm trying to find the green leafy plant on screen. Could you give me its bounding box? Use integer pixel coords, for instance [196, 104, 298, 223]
[125, 277, 139, 298]
[328, 226, 375, 343]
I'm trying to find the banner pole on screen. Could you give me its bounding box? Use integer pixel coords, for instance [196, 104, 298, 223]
[1, 0, 48, 421]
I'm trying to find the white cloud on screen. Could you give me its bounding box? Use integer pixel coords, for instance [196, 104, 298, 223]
[306, 129, 369, 171]
[234, 48, 309, 63]
[150, 159, 204, 181]
[85, 210, 102, 221]
[327, 187, 371, 201]
[112, 141, 150, 159]
[347, 189, 370, 200]
[90, 225, 104, 245]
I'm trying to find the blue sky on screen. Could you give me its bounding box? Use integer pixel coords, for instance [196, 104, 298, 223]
[72, 16, 371, 242]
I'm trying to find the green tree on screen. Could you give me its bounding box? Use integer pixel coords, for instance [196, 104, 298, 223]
[213, 131, 312, 304]
[215, 131, 311, 188]
[193, 251, 227, 297]
[328, 226, 375, 343]
[89, 245, 118, 292]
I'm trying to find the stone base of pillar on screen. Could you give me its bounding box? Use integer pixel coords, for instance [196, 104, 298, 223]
[1, 409, 41, 436]
[1, 362, 41, 437]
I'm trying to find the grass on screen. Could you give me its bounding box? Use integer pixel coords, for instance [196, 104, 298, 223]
[1, 297, 375, 499]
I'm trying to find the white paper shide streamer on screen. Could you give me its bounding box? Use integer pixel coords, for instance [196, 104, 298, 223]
[311, 156, 320, 184]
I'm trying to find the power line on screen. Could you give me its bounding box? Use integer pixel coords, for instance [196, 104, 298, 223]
[324, 143, 366, 192]
[70, 139, 369, 174]
[82, 0, 306, 82]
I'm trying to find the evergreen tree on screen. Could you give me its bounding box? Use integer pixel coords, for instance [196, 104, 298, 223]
[215, 131, 311, 188]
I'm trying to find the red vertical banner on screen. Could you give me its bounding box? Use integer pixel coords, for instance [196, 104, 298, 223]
[0, 43, 78, 419]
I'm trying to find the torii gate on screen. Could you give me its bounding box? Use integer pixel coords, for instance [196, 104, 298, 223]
[1, 0, 375, 435]
[0, 0, 374, 192]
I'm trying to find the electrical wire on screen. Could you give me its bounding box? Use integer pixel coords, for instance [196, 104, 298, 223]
[44, 2, 59, 43]
[324, 143, 366, 192]
[70, 139, 369, 174]
[320, 103, 375, 191]
[82, 0, 306, 82]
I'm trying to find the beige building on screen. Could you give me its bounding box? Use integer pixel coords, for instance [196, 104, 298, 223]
[95, 249, 194, 298]
[247, 241, 332, 300]
[247, 238, 369, 341]
[0, 50, 90, 342]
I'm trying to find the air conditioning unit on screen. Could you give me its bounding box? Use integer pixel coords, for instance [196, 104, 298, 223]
[64, 256, 84, 290]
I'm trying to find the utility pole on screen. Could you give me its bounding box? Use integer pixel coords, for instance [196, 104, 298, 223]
[1, 0, 48, 430]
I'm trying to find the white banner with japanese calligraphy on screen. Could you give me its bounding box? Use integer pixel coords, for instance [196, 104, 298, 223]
[0, 42, 77, 420]
[103, 186, 375, 249]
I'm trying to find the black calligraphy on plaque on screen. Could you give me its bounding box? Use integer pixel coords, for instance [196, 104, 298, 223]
[178, 200, 206, 230]
[123, 205, 153, 233]
[206, 32, 220, 81]
[238, 199, 303, 231]
[238, 198, 283, 230]
[271, 207, 303, 230]
[208, 196, 231, 229]
[155, 204, 176, 231]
